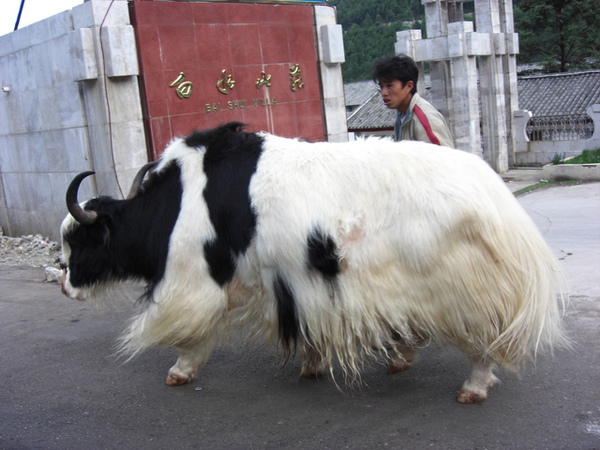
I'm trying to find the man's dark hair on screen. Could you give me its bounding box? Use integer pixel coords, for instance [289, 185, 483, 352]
[372, 55, 418, 95]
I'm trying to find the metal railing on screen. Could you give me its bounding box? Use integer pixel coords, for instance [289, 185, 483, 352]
[526, 114, 594, 141]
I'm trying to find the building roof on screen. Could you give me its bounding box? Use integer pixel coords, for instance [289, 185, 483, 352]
[347, 90, 396, 130]
[346, 70, 600, 131]
[344, 80, 379, 108]
[517, 70, 600, 116]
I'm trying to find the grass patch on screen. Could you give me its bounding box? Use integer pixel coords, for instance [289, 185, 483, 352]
[513, 179, 583, 196]
[563, 148, 600, 164]
[549, 148, 600, 165]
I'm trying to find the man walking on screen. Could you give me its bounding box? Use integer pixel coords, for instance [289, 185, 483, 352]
[373, 55, 454, 147]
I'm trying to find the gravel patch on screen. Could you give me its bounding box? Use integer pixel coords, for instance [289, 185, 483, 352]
[0, 228, 62, 281]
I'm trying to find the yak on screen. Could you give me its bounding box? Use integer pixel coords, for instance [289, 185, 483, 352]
[60, 122, 568, 403]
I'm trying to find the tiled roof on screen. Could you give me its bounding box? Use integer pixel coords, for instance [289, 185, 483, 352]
[518, 70, 600, 116]
[344, 80, 379, 107]
[347, 91, 396, 130]
[347, 70, 600, 131]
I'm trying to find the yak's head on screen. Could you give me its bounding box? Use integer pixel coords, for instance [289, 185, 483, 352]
[60, 162, 157, 301]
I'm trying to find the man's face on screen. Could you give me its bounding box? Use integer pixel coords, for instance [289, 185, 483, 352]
[378, 79, 414, 114]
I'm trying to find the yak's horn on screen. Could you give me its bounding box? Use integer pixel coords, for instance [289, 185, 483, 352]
[126, 161, 158, 199]
[66, 171, 98, 226]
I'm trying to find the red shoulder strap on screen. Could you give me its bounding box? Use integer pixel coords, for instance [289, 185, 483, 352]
[412, 105, 441, 145]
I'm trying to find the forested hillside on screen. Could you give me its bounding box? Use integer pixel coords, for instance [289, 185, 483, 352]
[327, 0, 599, 82]
[325, 0, 425, 82]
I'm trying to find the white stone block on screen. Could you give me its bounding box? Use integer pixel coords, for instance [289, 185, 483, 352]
[72, 0, 130, 29]
[447, 33, 465, 58]
[320, 25, 345, 64]
[320, 66, 343, 98]
[47, 35, 75, 85]
[43, 10, 72, 41]
[395, 29, 422, 58]
[105, 77, 144, 123]
[415, 37, 448, 62]
[61, 128, 92, 171]
[587, 104, 600, 139]
[314, 4, 336, 22]
[0, 33, 15, 56]
[424, 1, 447, 38]
[71, 27, 98, 81]
[9, 27, 31, 53]
[448, 21, 474, 35]
[466, 33, 491, 55]
[506, 33, 519, 54]
[323, 97, 348, 130]
[493, 33, 506, 54]
[100, 25, 139, 77]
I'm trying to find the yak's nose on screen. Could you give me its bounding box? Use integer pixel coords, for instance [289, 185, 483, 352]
[60, 270, 85, 301]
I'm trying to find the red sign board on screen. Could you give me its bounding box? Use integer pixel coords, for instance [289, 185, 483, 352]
[129, 1, 325, 158]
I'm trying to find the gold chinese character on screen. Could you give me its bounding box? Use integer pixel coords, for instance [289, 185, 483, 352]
[256, 71, 272, 88]
[169, 72, 193, 99]
[217, 69, 236, 94]
[289, 64, 305, 92]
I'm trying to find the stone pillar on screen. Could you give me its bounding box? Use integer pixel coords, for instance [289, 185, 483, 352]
[314, 6, 348, 143]
[586, 104, 600, 141]
[71, 0, 147, 198]
[395, 29, 426, 94]
[513, 109, 533, 156]
[476, 0, 509, 172]
[447, 21, 482, 155]
[499, 0, 520, 167]
[421, 0, 451, 119]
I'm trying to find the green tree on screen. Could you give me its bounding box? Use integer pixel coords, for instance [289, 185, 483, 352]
[515, 0, 600, 72]
[326, 0, 424, 81]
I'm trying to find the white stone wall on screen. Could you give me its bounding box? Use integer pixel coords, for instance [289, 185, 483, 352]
[0, 0, 147, 240]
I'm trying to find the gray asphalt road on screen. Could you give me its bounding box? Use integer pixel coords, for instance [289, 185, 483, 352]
[1, 182, 599, 450]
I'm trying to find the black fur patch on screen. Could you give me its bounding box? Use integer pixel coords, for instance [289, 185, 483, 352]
[274, 273, 299, 352]
[187, 123, 263, 287]
[65, 162, 183, 296]
[307, 228, 340, 280]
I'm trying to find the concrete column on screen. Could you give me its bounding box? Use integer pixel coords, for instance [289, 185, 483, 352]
[513, 110, 533, 156]
[587, 104, 600, 141]
[422, 0, 448, 37]
[71, 0, 147, 198]
[314, 5, 348, 143]
[395, 30, 426, 96]
[447, 22, 482, 155]
[499, 0, 520, 167]
[476, 0, 509, 172]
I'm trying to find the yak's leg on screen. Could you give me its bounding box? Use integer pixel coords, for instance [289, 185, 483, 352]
[166, 337, 217, 386]
[385, 332, 426, 374]
[456, 358, 499, 403]
[386, 341, 420, 374]
[299, 343, 324, 379]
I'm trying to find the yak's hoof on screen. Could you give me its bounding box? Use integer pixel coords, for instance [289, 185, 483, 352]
[165, 372, 193, 386]
[456, 390, 487, 403]
[386, 362, 412, 375]
[299, 367, 323, 380]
